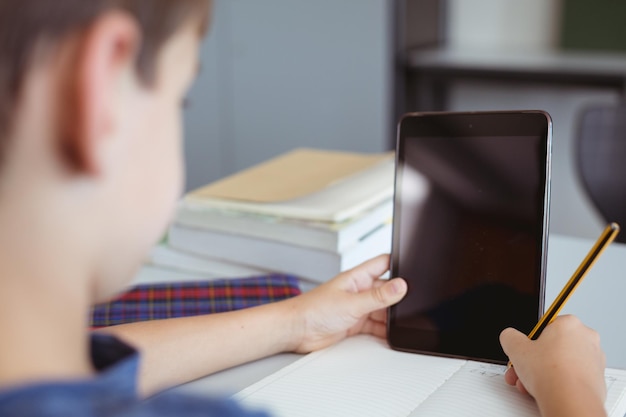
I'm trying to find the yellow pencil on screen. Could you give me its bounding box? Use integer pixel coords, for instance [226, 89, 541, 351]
[528, 222, 620, 340]
[508, 222, 620, 368]
[508, 223, 620, 368]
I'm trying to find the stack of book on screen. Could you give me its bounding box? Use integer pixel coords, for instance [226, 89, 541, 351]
[138, 148, 395, 288]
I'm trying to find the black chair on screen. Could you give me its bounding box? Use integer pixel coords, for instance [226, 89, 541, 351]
[576, 104, 626, 243]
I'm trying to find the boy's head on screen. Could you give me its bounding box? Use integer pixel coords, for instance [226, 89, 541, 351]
[0, 0, 211, 154]
[0, 0, 211, 301]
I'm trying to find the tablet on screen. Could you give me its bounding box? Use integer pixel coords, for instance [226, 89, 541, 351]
[387, 111, 552, 364]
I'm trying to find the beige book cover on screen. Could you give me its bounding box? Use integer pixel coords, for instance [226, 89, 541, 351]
[190, 148, 394, 203]
[183, 148, 395, 222]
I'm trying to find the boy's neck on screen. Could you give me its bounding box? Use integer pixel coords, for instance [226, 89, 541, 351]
[0, 206, 96, 388]
[0, 307, 94, 390]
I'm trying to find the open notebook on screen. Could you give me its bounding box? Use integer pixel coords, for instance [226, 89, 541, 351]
[235, 335, 626, 417]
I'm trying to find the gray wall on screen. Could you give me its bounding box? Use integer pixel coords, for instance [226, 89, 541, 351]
[183, 0, 394, 191]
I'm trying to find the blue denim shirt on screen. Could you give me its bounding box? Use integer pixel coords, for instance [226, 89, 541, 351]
[0, 334, 269, 417]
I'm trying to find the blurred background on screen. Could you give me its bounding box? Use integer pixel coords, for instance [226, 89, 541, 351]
[183, 0, 626, 239]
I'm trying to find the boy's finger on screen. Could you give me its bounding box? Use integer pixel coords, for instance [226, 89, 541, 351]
[369, 308, 387, 323]
[499, 327, 529, 361]
[354, 278, 407, 316]
[360, 319, 387, 339]
[343, 254, 391, 291]
[504, 365, 519, 386]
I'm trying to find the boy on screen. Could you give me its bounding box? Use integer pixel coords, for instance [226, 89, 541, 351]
[0, 0, 608, 416]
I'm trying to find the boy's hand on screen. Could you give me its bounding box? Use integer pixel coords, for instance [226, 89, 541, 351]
[500, 315, 607, 417]
[286, 254, 407, 353]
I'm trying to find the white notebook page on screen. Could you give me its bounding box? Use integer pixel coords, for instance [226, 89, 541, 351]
[605, 371, 626, 417]
[235, 335, 465, 417]
[235, 335, 626, 417]
[411, 362, 538, 416]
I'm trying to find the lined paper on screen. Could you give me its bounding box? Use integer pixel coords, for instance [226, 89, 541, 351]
[606, 370, 626, 417]
[235, 335, 464, 417]
[412, 362, 537, 416]
[234, 335, 626, 417]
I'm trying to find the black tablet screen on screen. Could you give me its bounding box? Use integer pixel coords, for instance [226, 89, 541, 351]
[388, 112, 551, 363]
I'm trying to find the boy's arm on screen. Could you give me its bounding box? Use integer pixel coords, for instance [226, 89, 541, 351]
[99, 255, 407, 397]
[500, 316, 607, 417]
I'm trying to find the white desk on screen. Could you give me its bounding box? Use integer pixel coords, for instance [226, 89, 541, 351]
[175, 233, 626, 397]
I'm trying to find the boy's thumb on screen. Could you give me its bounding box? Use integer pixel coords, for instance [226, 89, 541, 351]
[357, 278, 407, 315]
[499, 327, 529, 359]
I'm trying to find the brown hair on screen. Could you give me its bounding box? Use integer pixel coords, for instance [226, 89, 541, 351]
[0, 0, 210, 153]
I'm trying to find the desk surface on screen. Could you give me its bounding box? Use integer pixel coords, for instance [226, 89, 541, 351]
[176, 233, 626, 397]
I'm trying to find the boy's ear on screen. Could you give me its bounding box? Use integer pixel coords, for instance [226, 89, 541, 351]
[60, 11, 141, 174]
